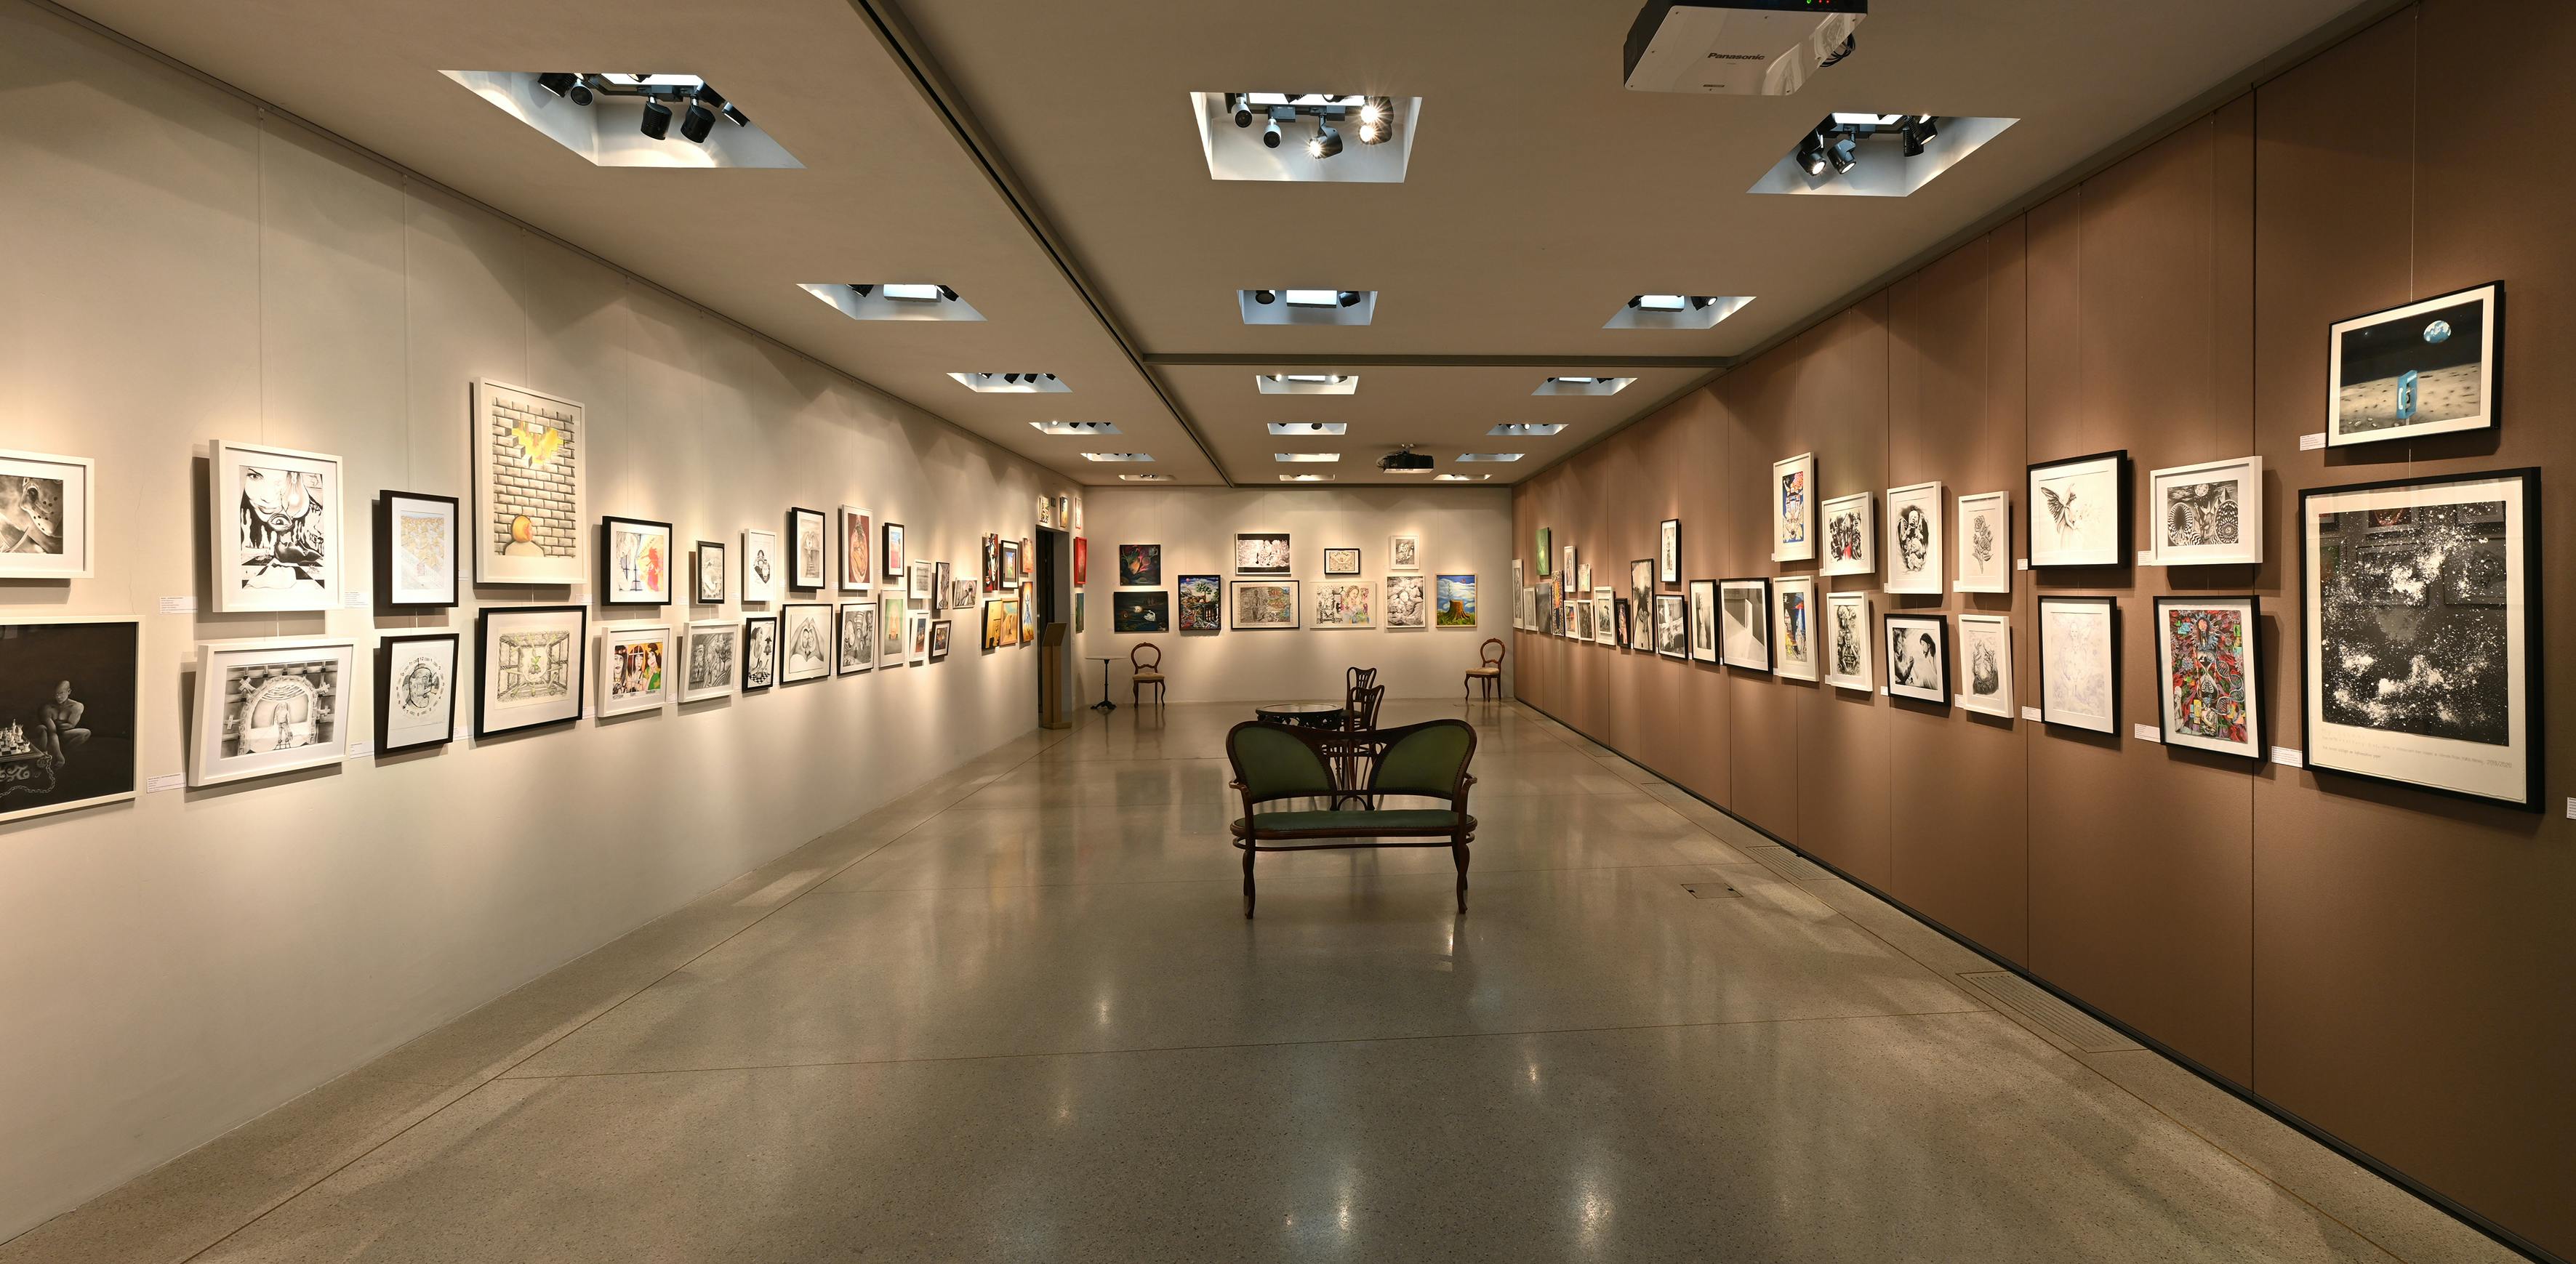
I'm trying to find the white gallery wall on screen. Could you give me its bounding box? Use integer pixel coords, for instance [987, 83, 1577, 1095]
[1077, 486, 1513, 702]
[0, 3, 1074, 1237]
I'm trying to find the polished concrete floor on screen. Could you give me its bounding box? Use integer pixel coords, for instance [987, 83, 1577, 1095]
[8, 701, 2516, 1263]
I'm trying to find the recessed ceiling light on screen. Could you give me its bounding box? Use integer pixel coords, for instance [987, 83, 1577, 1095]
[1256, 374, 1358, 395]
[1267, 422, 1349, 435]
[1434, 473, 1490, 482]
[1194, 92, 1421, 184]
[1280, 473, 1336, 482]
[1028, 421, 1118, 435]
[1240, 289, 1374, 326]
[1118, 473, 1172, 482]
[1488, 423, 1568, 436]
[1604, 295, 1752, 330]
[1274, 452, 1341, 462]
[1454, 453, 1523, 462]
[1533, 376, 1636, 397]
[1080, 452, 1154, 462]
[1757, 114, 2014, 198]
[441, 71, 801, 169]
[953, 371, 1070, 394]
[800, 283, 984, 322]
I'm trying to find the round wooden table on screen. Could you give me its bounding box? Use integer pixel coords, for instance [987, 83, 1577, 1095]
[1253, 701, 1349, 730]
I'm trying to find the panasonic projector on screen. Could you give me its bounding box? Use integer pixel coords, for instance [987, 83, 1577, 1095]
[1624, 0, 1868, 97]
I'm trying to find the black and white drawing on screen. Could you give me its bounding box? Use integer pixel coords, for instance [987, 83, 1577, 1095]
[1883, 613, 1948, 704]
[2029, 452, 2127, 568]
[473, 379, 585, 585]
[1718, 578, 1770, 671]
[779, 603, 832, 683]
[1658, 520, 1680, 584]
[742, 528, 781, 603]
[2302, 468, 2539, 808]
[1627, 560, 1653, 647]
[1323, 547, 1360, 576]
[788, 507, 827, 591]
[476, 605, 587, 736]
[1235, 532, 1291, 575]
[1385, 574, 1428, 629]
[694, 539, 727, 604]
[1954, 491, 2011, 594]
[0, 448, 92, 579]
[1684, 579, 1717, 663]
[2038, 595, 2117, 733]
[681, 620, 739, 702]
[838, 603, 878, 675]
[376, 632, 459, 753]
[208, 440, 342, 613]
[1819, 491, 1873, 578]
[742, 613, 779, 691]
[1655, 593, 1688, 659]
[2146, 456, 2263, 567]
[1883, 481, 1944, 595]
[1389, 534, 1421, 572]
[1957, 613, 2013, 718]
[597, 625, 671, 718]
[2327, 282, 2500, 448]
[190, 637, 357, 785]
[0, 617, 140, 822]
[1823, 592, 1873, 691]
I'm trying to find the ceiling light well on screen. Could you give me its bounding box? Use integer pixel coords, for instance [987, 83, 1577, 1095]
[1752, 113, 2017, 198]
[1267, 422, 1349, 436]
[1027, 421, 1118, 435]
[1240, 289, 1376, 326]
[801, 283, 985, 323]
[1190, 92, 1424, 183]
[441, 71, 801, 169]
[1488, 423, 1568, 436]
[1604, 294, 1754, 331]
[1255, 374, 1358, 395]
[1080, 452, 1154, 462]
[955, 371, 1071, 394]
[1273, 452, 1341, 463]
[1533, 376, 1635, 397]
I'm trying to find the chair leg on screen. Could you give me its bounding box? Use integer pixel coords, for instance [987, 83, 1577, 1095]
[1242, 848, 1257, 918]
[1453, 842, 1470, 914]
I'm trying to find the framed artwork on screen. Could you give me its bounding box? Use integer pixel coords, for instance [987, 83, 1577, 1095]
[2156, 596, 2261, 760]
[1389, 534, 1421, 572]
[1819, 491, 1873, 577]
[1385, 574, 1428, 629]
[1323, 547, 1360, 577]
[1882, 480, 1945, 595]
[1628, 560, 1653, 645]
[998, 538, 1020, 588]
[2029, 451, 2128, 568]
[1560, 544, 1577, 587]
[880, 595, 907, 664]
[1536, 528, 1551, 576]
[206, 439, 342, 613]
[1882, 613, 1948, 704]
[0, 448, 95, 579]
[472, 379, 585, 585]
[2327, 281, 2500, 448]
[1314, 582, 1375, 629]
[1772, 452, 1815, 562]
[998, 596, 1024, 648]
[982, 534, 999, 592]
[882, 520, 906, 580]
[741, 528, 781, 603]
[1658, 519, 1680, 584]
[2301, 468, 2540, 808]
[837, 603, 877, 675]
[1235, 532, 1291, 575]
[1114, 590, 1171, 633]
[2037, 595, 2118, 733]
[931, 620, 952, 661]
[1576, 563, 1592, 595]
[1229, 580, 1300, 629]
[779, 603, 832, 683]
[1773, 576, 1818, 681]
[906, 611, 932, 666]
[0, 616, 140, 821]
[740, 613, 779, 692]
[1687, 579, 1720, 664]
[369, 631, 458, 755]
[1823, 592, 1874, 691]
[1654, 594, 1688, 660]
[1119, 544, 1162, 586]
[372, 490, 458, 609]
[1435, 574, 1477, 628]
[475, 605, 587, 736]
[981, 598, 1004, 649]
[1613, 597, 1632, 648]
[600, 516, 673, 607]
[189, 636, 357, 786]
[1954, 491, 2012, 593]
[1074, 536, 1088, 587]
[1173, 573, 1222, 631]
[930, 561, 951, 614]
[1717, 578, 1770, 670]
[949, 573, 978, 613]
[2146, 456, 2263, 567]
[693, 539, 727, 604]
[1593, 587, 1618, 647]
[596, 624, 671, 718]
[1956, 613, 2013, 717]
[1018, 538, 1032, 578]
[907, 559, 934, 603]
[680, 619, 739, 702]
[785, 507, 825, 590]
[1574, 597, 1596, 643]
[838, 505, 872, 591]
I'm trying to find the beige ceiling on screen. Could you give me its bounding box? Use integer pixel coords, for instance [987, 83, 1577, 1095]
[65, 0, 2364, 486]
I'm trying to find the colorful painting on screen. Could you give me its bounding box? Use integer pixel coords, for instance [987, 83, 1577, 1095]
[1176, 574, 1221, 631]
[1113, 590, 1169, 633]
[1118, 543, 1161, 586]
[1435, 574, 1476, 628]
[1230, 580, 1299, 629]
[2164, 603, 2248, 746]
[1313, 581, 1374, 629]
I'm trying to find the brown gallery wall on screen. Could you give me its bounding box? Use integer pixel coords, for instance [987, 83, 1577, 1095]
[1509, 3, 2574, 1259]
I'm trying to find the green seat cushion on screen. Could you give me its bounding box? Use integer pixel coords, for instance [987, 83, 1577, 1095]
[1235, 808, 1464, 837]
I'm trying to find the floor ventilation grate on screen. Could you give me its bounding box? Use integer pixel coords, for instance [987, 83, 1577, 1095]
[1759, 849, 1832, 881]
[1680, 882, 1742, 899]
[1960, 971, 2141, 1052]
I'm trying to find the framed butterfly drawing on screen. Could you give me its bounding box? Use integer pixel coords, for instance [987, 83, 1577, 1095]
[2027, 451, 2127, 568]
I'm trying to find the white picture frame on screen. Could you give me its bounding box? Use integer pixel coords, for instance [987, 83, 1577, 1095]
[1882, 480, 1945, 595]
[837, 602, 878, 675]
[1312, 581, 1376, 629]
[1593, 586, 1618, 647]
[741, 528, 782, 604]
[1953, 490, 2013, 593]
[1956, 613, 2014, 717]
[1818, 491, 1873, 578]
[908, 559, 935, 603]
[597, 624, 673, 718]
[1771, 452, 1815, 562]
[1388, 534, 1421, 572]
[471, 378, 586, 585]
[0, 448, 97, 579]
[206, 439, 344, 613]
[2029, 451, 2128, 568]
[2327, 281, 2500, 448]
[2038, 595, 2119, 733]
[1823, 592, 1874, 691]
[189, 636, 358, 786]
[2155, 595, 2263, 760]
[1386, 575, 1428, 629]
[1772, 575, 1819, 681]
[1717, 578, 1771, 672]
[680, 619, 739, 703]
[2145, 456, 2263, 567]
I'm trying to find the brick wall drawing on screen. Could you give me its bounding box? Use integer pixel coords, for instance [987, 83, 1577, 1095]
[473, 379, 585, 584]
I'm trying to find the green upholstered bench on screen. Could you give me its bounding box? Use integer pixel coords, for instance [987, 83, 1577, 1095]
[1224, 717, 1479, 919]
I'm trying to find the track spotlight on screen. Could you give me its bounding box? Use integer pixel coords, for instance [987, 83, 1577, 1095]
[1228, 93, 1253, 128]
[1307, 121, 1341, 159]
[1901, 114, 1938, 156]
[1690, 296, 1714, 310]
[1797, 131, 1829, 177]
[640, 98, 673, 140]
[1262, 117, 1283, 148]
[1252, 290, 1277, 305]
[1336, 291, 1363, 307]
[681, 100, 716, 143]
[536, 73, 585, 102]
[1357, 97, 1392, 144]
[1828, 135, 1858, 174]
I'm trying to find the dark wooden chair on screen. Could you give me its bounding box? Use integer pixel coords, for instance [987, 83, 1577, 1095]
[1225, 717, 1478, 919]
[1330, 683, 1387, 804]
[1465, 637, 1505, 700]
[1130, 642, 1166, 706]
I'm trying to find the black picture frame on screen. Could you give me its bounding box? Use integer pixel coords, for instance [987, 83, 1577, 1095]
[598, 515, 675, 607]
[2297, 466, 2543, 811]
[374, 490, 460, 610]
[472, 605, 588, 738]
[1658, 519, 1680, 584]
[1882, 612, 1949, 704]
[2324, 280, 2503, 449]
[785, 506, 826, 592]
[2151, 594, 2265, 762]
[374, 632, 460, 753]
[694, 539, 727, 604]
[882, 521, 906, 580]
[741, 613, 779, 692]
[2034, 595, 2120, 733]
[2026, 450, 2130, 568]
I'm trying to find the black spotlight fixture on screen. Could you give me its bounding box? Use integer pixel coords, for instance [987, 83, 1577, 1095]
[1252, 290, 1277, 305]
[1690, 296, 1714, 310]
[1357, 97, 1392, 145]
[1336, 291, 1363, 307]
[1828, 134, 1858, 174]
[681, 99, 717, 144]
[848, 284, 873, 297]
[640, 97, 673, 140]
[1796, 129, 1830, 177]
[1261, 117, 1283, 148]
[1307, 121, 1343, 160]
[536, 73, 587, 103]
[1901, 114, 1938, 157]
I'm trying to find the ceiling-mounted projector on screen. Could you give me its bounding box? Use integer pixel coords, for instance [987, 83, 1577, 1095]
[1624, 0, 1867, 96]
[1378, 448, 1435, 472]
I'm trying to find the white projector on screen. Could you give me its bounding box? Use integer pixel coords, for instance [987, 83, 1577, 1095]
[1624, 0, 1868, 96]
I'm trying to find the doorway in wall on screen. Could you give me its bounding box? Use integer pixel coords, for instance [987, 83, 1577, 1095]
[1035, 528, 1071, 722]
